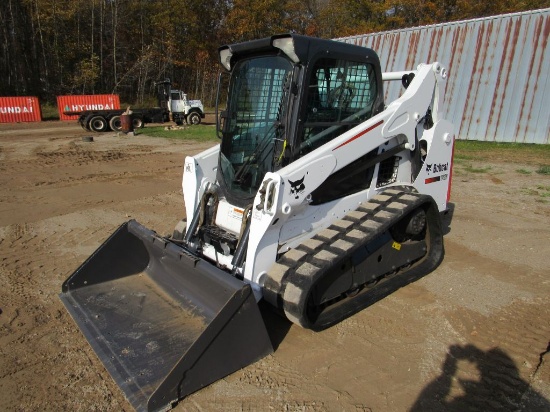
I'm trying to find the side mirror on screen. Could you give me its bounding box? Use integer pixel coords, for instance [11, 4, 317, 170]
[401, 72, 415, 89]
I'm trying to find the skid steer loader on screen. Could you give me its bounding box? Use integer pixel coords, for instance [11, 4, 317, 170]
[60, 33, 454, 412]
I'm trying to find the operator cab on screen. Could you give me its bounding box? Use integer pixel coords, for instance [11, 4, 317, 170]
[216, 34, 384, 208]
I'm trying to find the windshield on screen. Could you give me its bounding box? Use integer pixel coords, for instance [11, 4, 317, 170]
[220, 56, 293, 199]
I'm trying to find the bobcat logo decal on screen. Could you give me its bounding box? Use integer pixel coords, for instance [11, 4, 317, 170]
[425, 162, 448, 175]
[289, 176, 306, 199]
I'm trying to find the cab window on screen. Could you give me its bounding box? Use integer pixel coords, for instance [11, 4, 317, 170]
[298, 58, 377, 156]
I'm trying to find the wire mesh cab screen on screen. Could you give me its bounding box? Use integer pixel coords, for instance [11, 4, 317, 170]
[220, 55, 293, 197]
[299, 58, 378, 156]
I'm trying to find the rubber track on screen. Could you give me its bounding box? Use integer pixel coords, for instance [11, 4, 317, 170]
[263, 187, 444, 331]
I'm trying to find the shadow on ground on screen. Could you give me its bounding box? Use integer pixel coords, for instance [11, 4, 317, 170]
[410, 343, 550, 411]
[441, 202, 455, 236]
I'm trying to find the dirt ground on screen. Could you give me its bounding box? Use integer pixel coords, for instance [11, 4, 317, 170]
[0, 120, 549, 412]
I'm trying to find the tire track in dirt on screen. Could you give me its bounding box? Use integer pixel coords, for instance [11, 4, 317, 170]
[0, 125, 84, 136]
[0, 136, 205, 191]
[29, 165, 182, 188]
[180, 293, 430, 412]
[184, 354, 344, 411]
[4, 146, 156, 180]
[0, 159, 188, 227]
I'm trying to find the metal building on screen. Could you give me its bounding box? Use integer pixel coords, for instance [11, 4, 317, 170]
[339, 9, 550, 144]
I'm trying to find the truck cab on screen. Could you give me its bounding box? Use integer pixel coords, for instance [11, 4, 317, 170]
[157, 79, 205, 125]
[170, 89, 205, 125]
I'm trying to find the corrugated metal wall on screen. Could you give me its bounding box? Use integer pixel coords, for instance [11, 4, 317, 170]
[0, 97, 42, 123]
[339, 9, 550, 144]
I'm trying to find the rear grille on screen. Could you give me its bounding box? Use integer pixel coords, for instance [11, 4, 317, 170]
[199, 225, 239, 255]
[377, 156, 400, 187]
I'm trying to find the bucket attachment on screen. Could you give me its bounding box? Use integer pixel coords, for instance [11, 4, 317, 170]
[60, 220, 273, 412]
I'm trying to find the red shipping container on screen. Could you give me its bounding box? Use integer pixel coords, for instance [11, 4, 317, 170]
[57, 94, 121, 121]
[0, 96, 42, 123]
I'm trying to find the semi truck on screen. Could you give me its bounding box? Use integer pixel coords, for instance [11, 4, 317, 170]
[69, 79, 205, 132]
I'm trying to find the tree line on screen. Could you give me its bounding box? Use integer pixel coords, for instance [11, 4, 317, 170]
[1, 0, 546, 107]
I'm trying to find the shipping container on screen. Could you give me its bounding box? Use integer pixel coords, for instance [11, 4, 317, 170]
[57, 95, 121, 121]
[338, 8, 550, 144]
[0, 97, 42, 123]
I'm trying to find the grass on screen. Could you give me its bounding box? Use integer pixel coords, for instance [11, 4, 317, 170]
[520, 185, 550, 203]
[516, 168, 532, 175]
[40, 103, 60, 120]
[140, 124, 218, 143]
[521, 188, 540, 196]
[462, 164, 492, 173]
[455, 140, 550, 164]
[454, 140, 550, 176]
[516, 169, 533, 175]
[453, 153, 477, 162]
